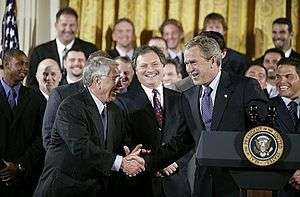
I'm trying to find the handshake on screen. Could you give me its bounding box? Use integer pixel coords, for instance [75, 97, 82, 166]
[120, 144, 178, 177]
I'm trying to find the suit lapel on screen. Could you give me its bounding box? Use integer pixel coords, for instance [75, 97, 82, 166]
[84, 89, 104, 146]
[12, 86, 31, 125]
[50, 40, 61, 67]
[211, 72, 233, 131]
[276, 97, 296, 133]
[0, 82, 12, 122]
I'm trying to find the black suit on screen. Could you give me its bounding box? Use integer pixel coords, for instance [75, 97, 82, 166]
[253, 49, 300, 65]
[26, 38, 97, 87]
[183, 71, 267, 197]
[108, 48, 121, 59]
[42, 81, 85, 150]
[117, 84, 193, 197]
[0, 84, 46, 196]
[34, 88, 128, 197]
[222, 48, 250, 76]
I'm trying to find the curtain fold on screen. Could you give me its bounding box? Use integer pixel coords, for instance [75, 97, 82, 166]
[69, 0, 300, 60]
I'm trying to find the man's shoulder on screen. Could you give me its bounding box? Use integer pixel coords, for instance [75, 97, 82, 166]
[53, 82, 84, 100]
[174, 77, 194, 92]
[290, 49, 300, 61]
[74, 38, 97, 49]
[32, 39, 56, 51]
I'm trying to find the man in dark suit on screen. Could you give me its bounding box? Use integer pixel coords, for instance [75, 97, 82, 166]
[42, 50, 110, 150]
[108, 18, 135, 59]
[117, 46, 193, 197]
[160, 19, 188, 78]
[270, 59, 300, 197]
[183, 35, 267, 197]
[202, 13, 250, 76]
[0, 49, 46, 196]
[254, 18, 300, 64]
[26, 7, 97, 88]
[34, 56, 146, 197]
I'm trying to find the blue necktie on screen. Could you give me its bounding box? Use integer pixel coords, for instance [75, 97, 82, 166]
[152, 89, 163, 128]
[288, 101, 298, 125]
[7, 88, 17, 109]
[201, 87, 213, 131]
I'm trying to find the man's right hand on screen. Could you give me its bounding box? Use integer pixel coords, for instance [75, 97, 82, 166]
[121, 144, 145, 177]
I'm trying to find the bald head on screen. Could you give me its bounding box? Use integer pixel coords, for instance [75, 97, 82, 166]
[36, 58, 62, 96]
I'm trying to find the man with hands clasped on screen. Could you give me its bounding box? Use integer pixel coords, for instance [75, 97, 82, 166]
[33, 55, 146, 197]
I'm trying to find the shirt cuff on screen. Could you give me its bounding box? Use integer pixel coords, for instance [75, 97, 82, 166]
[111, 155, 123, 172]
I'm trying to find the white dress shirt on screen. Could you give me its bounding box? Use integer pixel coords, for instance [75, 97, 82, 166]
[89, 90, 123, 171]
[282, 96, 300, 118]
[116, 45, 134, 59]
[141, 83, 164, 108]
[56, 38, 75, 68]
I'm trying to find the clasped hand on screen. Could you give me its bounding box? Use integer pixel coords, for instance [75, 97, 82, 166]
[290, 170, 300, 190]
[0, 161, 18, 186]
[121, 144, 150, 177]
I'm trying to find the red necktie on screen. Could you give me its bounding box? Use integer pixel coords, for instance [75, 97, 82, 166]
[152, 89, 163, 128]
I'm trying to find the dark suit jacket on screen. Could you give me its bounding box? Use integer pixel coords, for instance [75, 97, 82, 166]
[26, 38, 97, 88]
[0, 84, 46, 196]
[183, 71, 267, 197]
[117, 84, 194, 197]
[253, 49, 300, 65]
[42, 81, 85, 150]
[269, 96, 296, 134]
[222, 48, 250, 76]
[174, 77, 194, 92]
[108, 48, 120, 59]
[34, 88, 129, 197]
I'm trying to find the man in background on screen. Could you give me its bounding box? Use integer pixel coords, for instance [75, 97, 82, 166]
[160, 19, 188, 78]
[163, 59, 182, 90]
[109, 18, 136, 59]
[0, 49, 46, 196]
[61, 48, 86, 85]
[26, 6, 97, 88]
[148, 36, 169, 58]
[202, 12, 250, 75]
[114, 56, 134, 94]
[36, 58, 62, 100]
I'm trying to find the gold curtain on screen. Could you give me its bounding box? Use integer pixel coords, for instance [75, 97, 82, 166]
[68, 0, 300, 60]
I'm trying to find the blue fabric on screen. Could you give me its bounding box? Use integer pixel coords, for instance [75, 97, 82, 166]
[201, 86, 213, 131]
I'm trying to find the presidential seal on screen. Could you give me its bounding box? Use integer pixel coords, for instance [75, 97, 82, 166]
[243, 126, 284, 166]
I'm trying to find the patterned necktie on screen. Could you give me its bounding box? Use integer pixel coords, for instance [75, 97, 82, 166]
[61, 47, 68, 78]
[7, 88, 17, 109]
[201, 86, 213, 131]
[288, 101, 298, 125]
[152, 89, 163, 128]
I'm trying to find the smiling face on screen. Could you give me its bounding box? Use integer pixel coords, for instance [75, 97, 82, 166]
[64, 50, 86, 78]
[245, 65, 267, 89]
[135, 51, 163, 89]
[272, 24, 292, 52]
[116, 59, 134, 91]
[55, 14, 78, 45]
[3, 54, 29, 86]
[163, 63, 181, 85]
[162, 24, 183, 50]
[184, 46, 219, 86]
[204, 20, 226, 36]
[276, 64, 300, 98]
[112, 21, 135, 48]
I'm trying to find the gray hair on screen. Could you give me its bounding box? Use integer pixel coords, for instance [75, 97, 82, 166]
[83, 55, 118, 87]
[185, 35, 223, 66]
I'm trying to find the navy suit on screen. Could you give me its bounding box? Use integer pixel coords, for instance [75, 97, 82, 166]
[117, 84, 194, 197]
[183, 71, 268, 197]
[0, 83, 46, 196]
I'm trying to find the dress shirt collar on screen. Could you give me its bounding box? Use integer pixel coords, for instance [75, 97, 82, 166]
[116, 45, 134, 59]
[40, 89, 49, 100]
[282, 96, 300, 117]
[168, 49, 183, 62]
[66, 75, 82, 84]
[141, 83, 164, 108]
[0, 78, 21, 99]
[201, 70, 221, 104]
[56, 38, 74, 53]
[284, 48, 292, 58]
[89, 89, 106, 115]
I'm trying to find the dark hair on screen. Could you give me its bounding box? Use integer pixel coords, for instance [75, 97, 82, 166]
[159, 19, 184, 35]
[114, 56, 131, 64]
[113, 18, 135, 34]
[203, 13, 227, 31]
[277, 58, 300, 75]
[272, 17, 293, 33]
[56, 7, 78, 21]
[63, 47, 85, 60]
[246, 64, 268, 77]
[132, 45, 166, 69]
[164, 58, 181, 75]
[263, 48, 285, 59]
[148, 36, 167, 47]
[3, 48, 27, 66]
[198, 31, 226, 51]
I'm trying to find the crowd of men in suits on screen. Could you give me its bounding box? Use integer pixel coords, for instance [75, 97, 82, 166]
[1, 6, 300, 197]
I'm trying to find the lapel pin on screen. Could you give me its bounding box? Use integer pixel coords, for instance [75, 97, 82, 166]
[224, 94, 228, 98]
